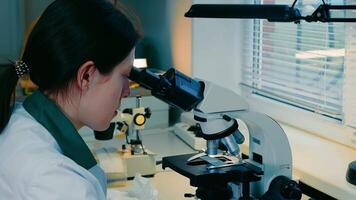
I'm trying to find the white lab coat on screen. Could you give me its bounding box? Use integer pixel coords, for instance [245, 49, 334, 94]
[0, 104, 106, 200]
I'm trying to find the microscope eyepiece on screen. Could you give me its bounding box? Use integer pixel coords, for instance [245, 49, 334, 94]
[129, 67, 160, 91]
[129, 67, 204, 111]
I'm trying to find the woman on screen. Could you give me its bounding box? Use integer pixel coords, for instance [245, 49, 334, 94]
[0, 0, 141, 199]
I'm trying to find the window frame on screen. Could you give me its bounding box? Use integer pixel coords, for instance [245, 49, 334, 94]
[240, 1, 356, 148]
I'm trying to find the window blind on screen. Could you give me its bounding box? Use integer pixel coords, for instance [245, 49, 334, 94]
[242, 0, 347, 119]
[343, 0, 356, 127]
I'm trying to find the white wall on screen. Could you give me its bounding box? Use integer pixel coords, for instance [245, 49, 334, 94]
[121, 0, 192, 74]
[0, 0, 54, 62]
[191, 0, 248, 95]
[168, 1, 192, 75]
[121, 0, 172, 70]
[24, 0, 54, 31]
[0, 0, 24, 61]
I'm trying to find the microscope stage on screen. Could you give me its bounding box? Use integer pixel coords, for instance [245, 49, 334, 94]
[162, 153, 263, 187]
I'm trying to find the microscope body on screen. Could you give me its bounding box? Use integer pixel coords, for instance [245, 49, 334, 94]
[129, 67, 301, 199]
[185, 81, 297, 199]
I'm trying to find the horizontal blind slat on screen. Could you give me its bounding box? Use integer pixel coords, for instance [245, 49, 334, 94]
[242, 2, 346, 118]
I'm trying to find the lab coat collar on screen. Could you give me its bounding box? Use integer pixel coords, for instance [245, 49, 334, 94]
[23, 90, 97, 170]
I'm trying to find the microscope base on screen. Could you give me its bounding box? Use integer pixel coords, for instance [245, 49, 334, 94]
[98, 148, 156, 183]
[122, 151, 156, 179]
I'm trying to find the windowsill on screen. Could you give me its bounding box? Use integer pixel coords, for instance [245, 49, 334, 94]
[266, 123, 356, 199]
[243, 93, 356, 149]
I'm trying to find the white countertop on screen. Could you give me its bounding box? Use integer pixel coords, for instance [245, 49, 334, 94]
[281, 124, 356, 199]
[111, 166, 197, 200]
[141, 127, 356, 199]
[83, 127, 356, 199]
[102, 128, 198, 200]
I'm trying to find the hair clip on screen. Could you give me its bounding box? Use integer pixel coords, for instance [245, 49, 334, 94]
[14, 60, 30, 78]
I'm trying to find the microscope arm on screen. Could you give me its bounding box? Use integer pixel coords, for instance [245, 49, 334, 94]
[129, 67, 246, 156]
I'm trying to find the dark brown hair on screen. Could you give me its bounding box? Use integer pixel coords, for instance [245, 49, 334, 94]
[0, 0, 142, 133]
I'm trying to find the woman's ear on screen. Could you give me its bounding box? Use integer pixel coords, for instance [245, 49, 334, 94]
[76, 61, 96, 91]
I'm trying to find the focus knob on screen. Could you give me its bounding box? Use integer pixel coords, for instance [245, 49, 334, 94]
[346, 160, 356, 185]
[133, 113, 146, 126]
[261, 176, 302, 200]
[280, 178, 302, 199]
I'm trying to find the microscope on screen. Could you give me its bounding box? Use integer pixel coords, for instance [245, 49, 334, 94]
[129, 67, 302, 200]
[94, 96, 155, 179]
[116, 96, 152, 155]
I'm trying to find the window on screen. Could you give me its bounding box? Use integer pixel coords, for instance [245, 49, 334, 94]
[242, 0, 356, 128]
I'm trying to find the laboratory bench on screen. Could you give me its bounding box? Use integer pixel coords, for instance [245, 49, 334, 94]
[81, 128, 198, 200]
[81, 126, 356, 200]
[107, 129, 198, 200]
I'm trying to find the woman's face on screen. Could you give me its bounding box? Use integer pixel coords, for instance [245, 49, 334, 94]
[78, 49, 134, 131]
